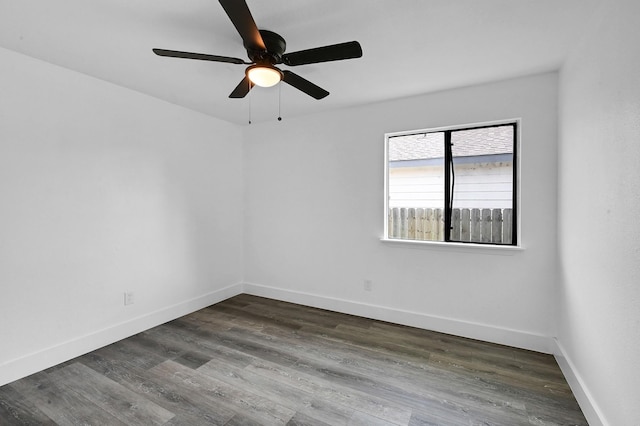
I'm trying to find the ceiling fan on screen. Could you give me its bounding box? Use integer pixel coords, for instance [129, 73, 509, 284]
[153, 0, 363, 100]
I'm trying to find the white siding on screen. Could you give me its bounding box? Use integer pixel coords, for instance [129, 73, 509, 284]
[389, 162, 513, 209]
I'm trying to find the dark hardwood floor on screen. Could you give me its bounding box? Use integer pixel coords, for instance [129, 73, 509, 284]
[0, 294, 587, 425]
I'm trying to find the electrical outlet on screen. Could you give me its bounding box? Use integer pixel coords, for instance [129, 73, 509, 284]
[364, 280, 373, 292]
[124, 291, 134, 306]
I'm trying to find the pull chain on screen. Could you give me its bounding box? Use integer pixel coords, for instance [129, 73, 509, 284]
[248, 80, 252, 124]
[277, 82, 282, 121]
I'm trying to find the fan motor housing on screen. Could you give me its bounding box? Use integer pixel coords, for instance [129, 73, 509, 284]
[246, 30, 286, 64]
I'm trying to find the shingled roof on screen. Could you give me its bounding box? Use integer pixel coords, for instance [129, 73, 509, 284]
[388, 126, 513, 161]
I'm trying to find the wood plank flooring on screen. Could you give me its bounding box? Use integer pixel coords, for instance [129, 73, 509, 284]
[0, 294, 587, 425]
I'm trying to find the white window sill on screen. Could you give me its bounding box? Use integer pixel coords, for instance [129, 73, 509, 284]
[380, 238, 524, 255]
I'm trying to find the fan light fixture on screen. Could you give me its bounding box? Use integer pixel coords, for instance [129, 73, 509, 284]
[247, 64, 282, 87]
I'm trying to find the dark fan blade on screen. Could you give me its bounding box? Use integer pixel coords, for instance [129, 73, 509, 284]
[219, 0, 265, 50]
[153, 48, 246, 64]
[282, 41, 362, 66]
[229, 76, 254, 98]
[282, 70, 329, 100]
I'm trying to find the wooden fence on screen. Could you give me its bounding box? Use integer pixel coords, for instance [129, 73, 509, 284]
[388, 207, 513, 244]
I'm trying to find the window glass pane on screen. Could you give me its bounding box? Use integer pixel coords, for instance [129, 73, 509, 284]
[387, 132, 445, 241]
[450, 126, 514, 244]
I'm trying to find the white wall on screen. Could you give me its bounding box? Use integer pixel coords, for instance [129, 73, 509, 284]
[244, 73, 559, 352]
[558, 1, 640, 424]
[0, 47, 244, 385]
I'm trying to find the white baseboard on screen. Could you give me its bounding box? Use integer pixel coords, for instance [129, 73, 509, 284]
[0, 282, 243, 387]
[243, 282, 552, 354]
[553, 338, 607, 426]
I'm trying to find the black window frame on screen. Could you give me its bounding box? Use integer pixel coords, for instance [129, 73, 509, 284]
[385, 121, 518, 246]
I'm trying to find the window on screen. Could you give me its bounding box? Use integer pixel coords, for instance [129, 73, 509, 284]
[384, 121, 518, 246]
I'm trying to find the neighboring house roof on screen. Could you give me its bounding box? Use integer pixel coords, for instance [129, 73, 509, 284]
[388, 126, 513, 161]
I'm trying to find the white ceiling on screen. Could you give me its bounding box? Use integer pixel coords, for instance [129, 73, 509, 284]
[1, 0, 600, 125]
